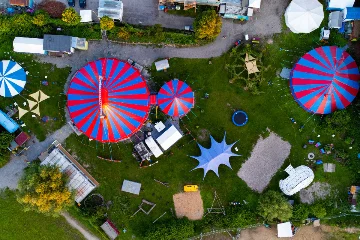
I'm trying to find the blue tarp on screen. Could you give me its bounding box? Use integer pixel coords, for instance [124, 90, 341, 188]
[344, 7, 360, 20]
[0, 110, 19, 133]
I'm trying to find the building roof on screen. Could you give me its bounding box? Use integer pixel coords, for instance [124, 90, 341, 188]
[328, 0, 355, 10]
[98, 0, 123, 20]
[344, 7, 360, 20]
[0, 109, 19, 133]
[41, 142, 99, 203]
[156, 125, 182, 150]
[145, 136, 163, 158]
[9, 0, 33, 7]
[155, 59, 169, 71]
[277, 222, 293, 237]
[121, 180, 141, 195]
[13, 37, 45, 54]
[101, 220, 119, 240]
[14, 132, 30, 146]
[249, 0, 262, 8]
[80, 10, 92, 22]
[279, 165, 314, 196]
[43, 35, 73, 52]
[134, 141, 152, 160]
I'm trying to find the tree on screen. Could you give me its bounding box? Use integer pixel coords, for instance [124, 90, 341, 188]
[0, 132, 14, 167]
[62, 8, 81, 26]
[322, 110, 351, 135]
[310, 204, 327, 218]
[258, 191, 293, 222]
[17, 163, 73, 216]
[37, 0, 66, 18]
[193, 10, 222, 40]
[291, 204, 310, 221]
[32, 11, 50, 27]
[100, 16, 114, 31]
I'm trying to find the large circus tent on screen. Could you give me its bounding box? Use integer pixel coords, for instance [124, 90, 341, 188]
[67, 58, 151, 142]
[0, 60, 27, 97]
[290, 46, 360, 115]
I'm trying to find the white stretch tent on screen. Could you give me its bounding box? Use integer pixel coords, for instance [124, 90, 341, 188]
[145, 136, 163, 158]
[285, 0, 324, 33]
[156, 125, 182, 150]
[13, 37, 45, 54]
[249, 0, 262, 9]
[328, 0, 355, 10]
[80, 10, 92, 22]
[279, 165, 314, 196]
[98, 0, 123, 21]
[277, 222, 293, 237]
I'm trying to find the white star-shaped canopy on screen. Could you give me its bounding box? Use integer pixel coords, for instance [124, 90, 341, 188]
[190, 133, 240, 178]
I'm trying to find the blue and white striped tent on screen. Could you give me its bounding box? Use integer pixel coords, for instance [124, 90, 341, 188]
[0, 60, 27, 97]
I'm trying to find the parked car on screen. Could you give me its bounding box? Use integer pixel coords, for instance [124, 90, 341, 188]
[184, 25, 194, 32]
[68, 0, 75, 7]
[79, 0, 86, 8]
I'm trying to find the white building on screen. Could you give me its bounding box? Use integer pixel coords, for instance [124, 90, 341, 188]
[98, 0, 123, 21]
[327, 0, 355, 10]
[156, 125, 183, 151]
[13, 37, 45, 54]
[40, 141, 99, 203]
[279, 165, 314, 196]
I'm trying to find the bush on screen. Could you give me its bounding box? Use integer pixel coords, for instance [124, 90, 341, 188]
[291, 204, 310, 221]
[32, 11, 50, 27]
[0, 132, 14, 168]
[117, 26, 131, 40]
[37, 0, 66, 18]
[322, 110, 351, 135]
[144, 219, 194, 240]
[310, 204, 327, 218]
[193, 10, 222, 40]
[257, 190, 293, 222]
[62, 8, 81, 26]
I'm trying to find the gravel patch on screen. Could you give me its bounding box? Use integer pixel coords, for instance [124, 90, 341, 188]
[237, 132, 291, 193]
[173, 191, 204, 220]
[300, 182, 331, 204]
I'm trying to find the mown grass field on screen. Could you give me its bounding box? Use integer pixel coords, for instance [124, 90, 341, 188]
[0, 189, 85, 240]
[0, 40, 70, 141]
[62, 25, 359, 239]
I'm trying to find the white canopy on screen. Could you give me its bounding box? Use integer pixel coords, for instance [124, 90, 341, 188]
[13, 37, 45, 54]
[145, 136, 163, 158]
[156, 125, 182, 150]
[328, 0, 355, 10]
[80, 10, 92, 22]
[279, 165, 314, 196]
[277, 222, 293, 237]
[249, 0, 262, 9]
[285, 0, 324, 33]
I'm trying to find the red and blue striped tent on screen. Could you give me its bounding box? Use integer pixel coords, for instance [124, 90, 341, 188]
[290, 46, 360, 114]
[157, 79, 194, 118]
[67, 58, 150, 142]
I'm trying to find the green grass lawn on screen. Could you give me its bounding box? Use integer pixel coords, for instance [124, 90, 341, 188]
[0, 189, 85, 240]
[62, 26, 359, 238]
[0, 41, 71, 141]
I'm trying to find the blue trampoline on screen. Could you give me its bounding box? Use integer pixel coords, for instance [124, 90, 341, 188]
[232, 111, 248, 126]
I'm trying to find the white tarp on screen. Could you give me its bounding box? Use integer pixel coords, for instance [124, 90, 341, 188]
[13, 37, 45, 54]
[328, 0, 355, 10]
[155, 59, 169, 71]
[80, 10, 92, 22]
[277, 222, 293, 237]
[145, 136, 163, 158]
[249, 0, 262, 9]
[285, 0, 324, 33]
[156, 125, 182, 150]
[279, 165, 314, 196]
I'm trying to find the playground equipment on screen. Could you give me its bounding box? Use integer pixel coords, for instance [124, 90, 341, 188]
[205, 191, 226, 216]
[131, 199, 156, 217]
[232, 111, 248, 126]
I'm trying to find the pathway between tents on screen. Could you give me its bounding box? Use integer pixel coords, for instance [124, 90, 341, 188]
[61, 212, 100, 240]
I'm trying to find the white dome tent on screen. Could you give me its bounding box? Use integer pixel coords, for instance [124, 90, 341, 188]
[279, 164, 314, 196]
[285, 0, 324, 33]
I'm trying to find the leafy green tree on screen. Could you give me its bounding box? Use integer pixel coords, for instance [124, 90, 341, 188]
[310, 203, 327, 218]
[32, 11, 50, 27]
[193, 10, 222, 40]
[144, 219, 194, 240]
[258, 191, 293, 222]
[61, 8, 80, 26]
[292, 204, 310, 221]
[100, 16, 114, 31]
[17, 163, 74, 216]
[0, 132, 14, 167]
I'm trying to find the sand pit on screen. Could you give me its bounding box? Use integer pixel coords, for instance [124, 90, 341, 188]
[237, 132, 291, 193]
[300, 182, 331, 204]
[173, 191, 204, 220]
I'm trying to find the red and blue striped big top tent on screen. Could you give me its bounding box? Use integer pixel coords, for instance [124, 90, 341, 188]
[67, 58, 150, 142]
[290, 46, 360, 114]
[157, 79, 194, 118]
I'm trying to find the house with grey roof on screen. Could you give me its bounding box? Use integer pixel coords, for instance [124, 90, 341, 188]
[43, 34, 74, 55]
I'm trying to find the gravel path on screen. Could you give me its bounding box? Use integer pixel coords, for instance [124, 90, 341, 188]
[237, 132, 291, 193]
[300, 182, 331, 204]
[61, 212, 100, 240]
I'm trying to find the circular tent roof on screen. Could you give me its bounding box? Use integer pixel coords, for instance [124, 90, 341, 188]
[290, 46, 360, 114]
[0, 60, 26, 97]
[67, 58, 150, 142]
[157, 79, 194, 118]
